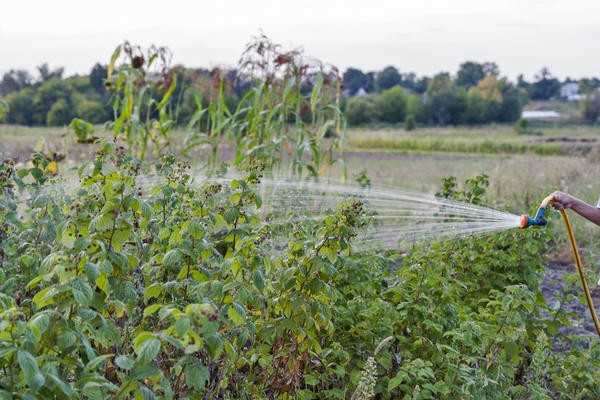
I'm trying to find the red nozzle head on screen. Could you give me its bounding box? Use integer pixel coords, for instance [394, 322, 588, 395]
[519, 214, 528, 229]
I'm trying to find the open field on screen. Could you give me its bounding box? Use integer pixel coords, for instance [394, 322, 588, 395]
[347, 124, 600, 155]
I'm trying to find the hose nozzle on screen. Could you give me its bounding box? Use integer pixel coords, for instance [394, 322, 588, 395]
[519, 195, 553, 229]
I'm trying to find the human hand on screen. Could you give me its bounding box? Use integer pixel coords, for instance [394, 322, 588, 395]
[550, 191, 577, 210]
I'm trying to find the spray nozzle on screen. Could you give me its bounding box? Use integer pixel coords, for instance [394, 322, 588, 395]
[519, 195, 554, 229]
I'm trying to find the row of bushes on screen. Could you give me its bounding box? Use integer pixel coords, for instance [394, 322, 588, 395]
[2, 64, 112, 126]
[346, 75, 524, 127]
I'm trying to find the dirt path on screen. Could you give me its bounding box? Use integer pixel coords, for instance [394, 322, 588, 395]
[541, 262, 600, 337]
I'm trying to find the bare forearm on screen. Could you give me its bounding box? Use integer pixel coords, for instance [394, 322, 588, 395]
[570, 198, 600, 226]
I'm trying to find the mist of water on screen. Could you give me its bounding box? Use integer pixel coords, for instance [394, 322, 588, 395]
[22, 172, 522, 250]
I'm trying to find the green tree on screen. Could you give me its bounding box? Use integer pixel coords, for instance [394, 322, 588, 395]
[5, 88, 36, 125]
[456, 61, 499, 88]
[33, 78, 74, 125]
[76, 99, 110, 123]
[89, 63, 108, 93]
[376, 86, 407, 123]
[456, 61, 485, 88]
[529, 67, 561, 100]
[376, 66, 401, 91]
[343, 67, 369, 96]
[46, 98, 74, 126]
[0, 69, 32, 96]
[346, 96, 377, 125]
[425, 73, 467, 125]
[582, 93, 600, 123]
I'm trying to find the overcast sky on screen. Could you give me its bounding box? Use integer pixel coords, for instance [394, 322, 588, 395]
[1, 0, 599, 80]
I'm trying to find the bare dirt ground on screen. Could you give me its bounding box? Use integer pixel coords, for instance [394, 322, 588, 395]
[542, 262, 600, 338]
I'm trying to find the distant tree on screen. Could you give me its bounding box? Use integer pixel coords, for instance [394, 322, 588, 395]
[456, 62, 485, 88]
[529, 67, 561, 100]
[5, 88, 36, 125]
[426, 73, 467, 125]
[33, 79, 74, 124]
[76, 99, 110, 124]
[364, 72, 376, 93]
[0, 100, 8, 122]
[579, 78, 600, 95]
[343, 67, 369, 96]
[37, 63, 64, 82]
[516, 74, 529, 91]
[456, 61, 499, 88]
[582, 93, 600, 123]
[406, 94, 426, 122]
[376, 86, 407, 123]
[345, 96, 377, 125]
[89, 63, 108, 93]
[404, 115, 415, 131]
[0, 69, 33, 96]
[376, 66, 402, 91]
[46, 98, 74, 126]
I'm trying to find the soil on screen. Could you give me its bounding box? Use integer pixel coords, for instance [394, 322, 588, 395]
[541, 261, 600, 338]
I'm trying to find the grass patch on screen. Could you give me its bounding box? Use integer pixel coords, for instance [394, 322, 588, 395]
[345, 124, 600, 156]
[349, 134, 563, 155]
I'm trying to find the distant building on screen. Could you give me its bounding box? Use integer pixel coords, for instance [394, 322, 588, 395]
[354, 87, 368, 97]
[521, 110, 561, 120]
[560, 82, 583, 101]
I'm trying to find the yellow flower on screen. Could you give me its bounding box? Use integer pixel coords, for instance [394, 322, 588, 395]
[46, 161, 58, 175]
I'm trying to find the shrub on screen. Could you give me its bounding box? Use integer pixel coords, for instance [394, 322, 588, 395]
[0, 99, 7, 122]
[375, 86, 407, 123]
[76, 99, 111, 124]
[514, 118, 542, 135]
[46, 98, 74, 126]
[582, 93, 600, 123]
[346, 96, 377, 125]
[404, 114, 415, 131]
[69, 118, 96, 143]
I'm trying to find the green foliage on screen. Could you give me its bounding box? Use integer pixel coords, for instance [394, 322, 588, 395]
[70, 118, 96, 143]
[0, 99, 8, 122]
[404, 114, 415, 131]
[2, 154, 599, 398]
[375, 86, 407, 123]
[346, 96, 377, 125]
[514, 118, 543, 136]
[46, 98, 74, 126]
[375, 66, 402, 91]
[582, 93, 600, 123]
[1, 40, 599, 399]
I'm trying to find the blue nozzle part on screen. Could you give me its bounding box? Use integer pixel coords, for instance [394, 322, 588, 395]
[522, 206, 547, 228]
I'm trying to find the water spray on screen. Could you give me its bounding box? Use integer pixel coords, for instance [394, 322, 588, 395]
[520, 194, 600, 337]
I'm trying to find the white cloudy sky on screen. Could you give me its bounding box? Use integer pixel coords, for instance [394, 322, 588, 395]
[1, 0, 599, 79]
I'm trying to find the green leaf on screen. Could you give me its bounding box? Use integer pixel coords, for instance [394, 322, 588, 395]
[71, 278, 94, 306]
[144, 283, 164, 300]
[47, 372, 75, 397]
[32, 286, 57, 309]
[96, 273, 110, 296]
[17, 350, 45, 391]
[143, 304, 162, 317]
[184, 359, 209, 392]
[227, 304, 245, 326]
[85, 354, 114, 371]
[163, 249, 182, 268]
[134, 333, 161, 364]
[115, 355, 134, 370]
[388, 371, 407, 391]
[61, 223, 77, 249]
[28, 312, 50, 340]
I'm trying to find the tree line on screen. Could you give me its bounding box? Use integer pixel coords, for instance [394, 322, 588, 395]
[1, 60, 600, 128]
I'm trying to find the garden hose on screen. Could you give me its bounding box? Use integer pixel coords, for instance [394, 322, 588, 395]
[520, 195, 600, 337]
[559, 209, 600, 337]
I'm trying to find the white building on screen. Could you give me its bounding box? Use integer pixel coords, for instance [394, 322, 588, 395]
[560, 82, 583, 101]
